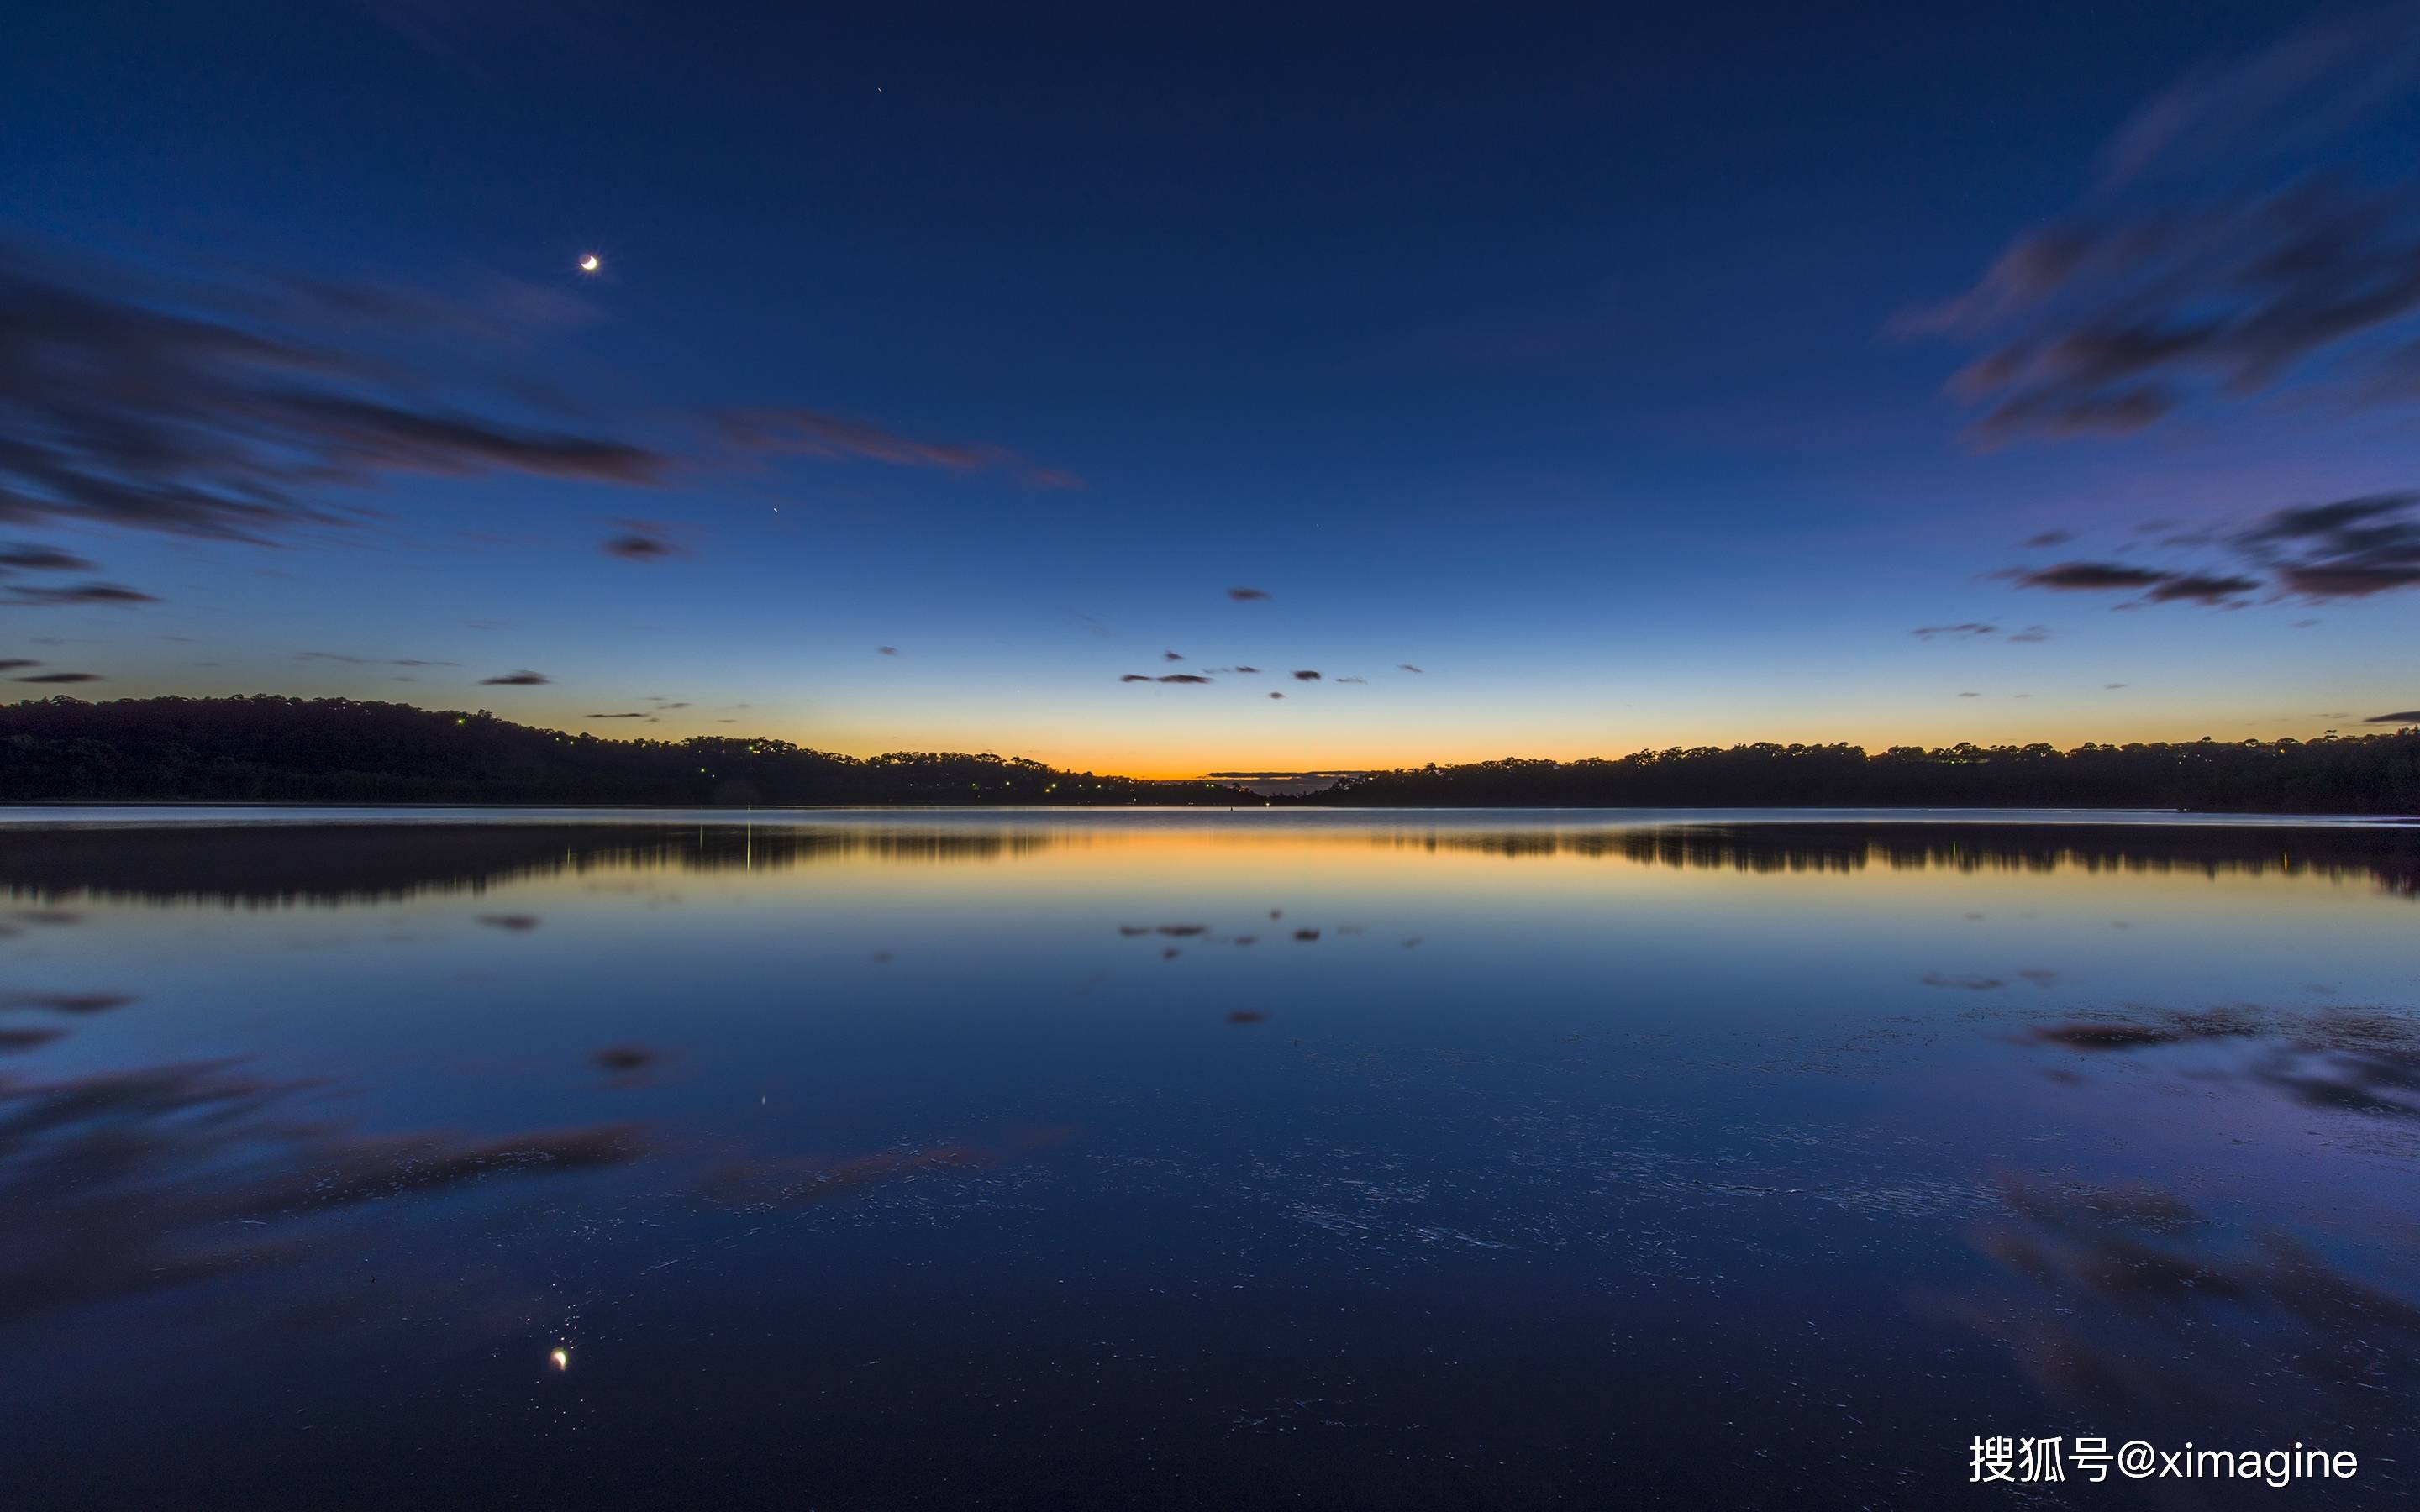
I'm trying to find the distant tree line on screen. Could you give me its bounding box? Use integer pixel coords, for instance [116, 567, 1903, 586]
[1299, 738, 2420, 814]
[0, 696, 1260, 806]
[4, 699, 2414, 813]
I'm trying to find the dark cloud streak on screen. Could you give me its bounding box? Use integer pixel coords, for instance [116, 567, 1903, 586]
[0, 246, 675, 545]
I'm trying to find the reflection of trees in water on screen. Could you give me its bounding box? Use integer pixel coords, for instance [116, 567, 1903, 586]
[1392, 824, 2420, 897]
[0, 824, 1068, 906]
[3, 819, 2412, 906]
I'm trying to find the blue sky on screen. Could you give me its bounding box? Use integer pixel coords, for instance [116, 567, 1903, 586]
[4, 0, 2417, 772]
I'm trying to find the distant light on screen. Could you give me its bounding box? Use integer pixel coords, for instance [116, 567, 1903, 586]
[550, 1347, 571, 1370]
[577, 254, 602, 274]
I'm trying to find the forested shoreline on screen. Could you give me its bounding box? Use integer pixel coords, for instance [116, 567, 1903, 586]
[3, 696, 2414, 814]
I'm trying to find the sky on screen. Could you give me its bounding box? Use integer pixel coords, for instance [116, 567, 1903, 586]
[4, 0, 2419, 776]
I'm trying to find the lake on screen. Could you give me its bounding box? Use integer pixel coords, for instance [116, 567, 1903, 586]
[3, 809, 2416, 1509]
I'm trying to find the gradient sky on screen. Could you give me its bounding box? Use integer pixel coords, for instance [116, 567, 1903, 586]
[5, 0, 2419, 775]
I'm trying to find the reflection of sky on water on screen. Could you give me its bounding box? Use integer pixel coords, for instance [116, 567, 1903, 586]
[3, 813, 2416, 1507]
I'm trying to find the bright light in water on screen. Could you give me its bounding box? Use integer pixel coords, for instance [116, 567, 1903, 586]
[550, 1347, 571, 1370]
[577, 254, 601, 273]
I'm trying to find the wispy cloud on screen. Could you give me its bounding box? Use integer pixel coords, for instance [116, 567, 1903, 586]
[0, 245, 671, 545]
[296, 651, 458, 667]
[2095, 12, 2420, 191]
[1994, 492, 2420, 606]
[1, 582, 156, 607]
[2006, 559, 2260, 605]
[718, 407, 1081, 489]
[2236, 491, 2420, 597]
[2012, 563, 2170, 592]
[2144, 571, 2263, 604]
[602, 520, 687, 560]
[479, 669, 549, 685]
[1897, 15, 2420, 444]
[0, 543, 93, 571]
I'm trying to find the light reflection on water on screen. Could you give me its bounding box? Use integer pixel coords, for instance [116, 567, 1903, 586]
[2, 811, 2415, 1509]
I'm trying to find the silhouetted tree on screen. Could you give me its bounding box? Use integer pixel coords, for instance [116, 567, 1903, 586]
[0, 696, 1265, 806]
[1300, 735, 2420, 815]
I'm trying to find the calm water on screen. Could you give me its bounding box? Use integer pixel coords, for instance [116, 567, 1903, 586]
[3, 809, 2417, 1509]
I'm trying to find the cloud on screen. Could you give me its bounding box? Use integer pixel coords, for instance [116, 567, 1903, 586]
[2012, 562, 2173, 591]
[274, 391, 663, 481]
[1156, 674, 1211, 685]
[2005, 560, 2262, 606]
[1227, 587, 1270, 601]
[0, 543, 93, 571]
[716, 407, 1081, 489]
[1335, 675, 1367, 684]
[2007, 625, 2053, 643]
[0, 659, 36, 670]
[2095, 13, 2420, 191]
[602, 521, 684, 560]
[296, 651, 457, 667]
[2236, 491, 2420, 598]
[1398, 663, 1423, 673]
[1897, 17, 2420, 444]
[1992, 493, 2420, 609]
[1, 581, 156, 607]
[0, 245, 675, 545]
[2, 990, 138, 1013]
[1268, 691, 1284, 699]
[479, 669, 548, 685]
[1292, 669, 1322, 681]
[2144, 571, 2263, 604]
[587, 711, 649, 718]
[2019, 530, 2075, 548]
[1118, 674, 1153, 682]
[14, 672, 101, 683]
[1913, 622, 1998, 638]
[2366, 710, 2420, 723]
[877, 646, 897, 656]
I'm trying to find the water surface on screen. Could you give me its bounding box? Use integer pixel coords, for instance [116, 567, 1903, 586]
[3, 810, 2416, 1508]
